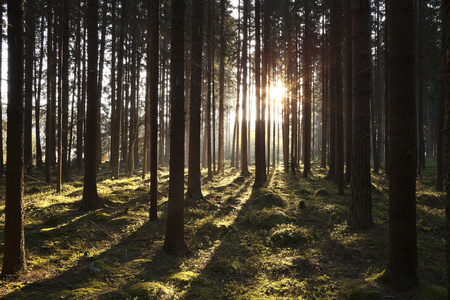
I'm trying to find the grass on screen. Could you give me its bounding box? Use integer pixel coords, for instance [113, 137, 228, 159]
[0, 159, 446, 299]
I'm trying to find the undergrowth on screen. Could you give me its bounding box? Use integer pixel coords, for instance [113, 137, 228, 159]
[0, 160, 446, 299]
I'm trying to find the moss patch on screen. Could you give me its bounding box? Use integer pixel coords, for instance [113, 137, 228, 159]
[128, 282, 175, 298]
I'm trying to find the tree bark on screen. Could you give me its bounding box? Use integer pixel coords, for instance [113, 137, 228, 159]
[187, 0, 204, 200]
[80, 0, 103, 211]
[164, 0, 189, 255]
[3, 0, 27, 275]
[386, 0, 418, 291]
[348, 0, 373, 230]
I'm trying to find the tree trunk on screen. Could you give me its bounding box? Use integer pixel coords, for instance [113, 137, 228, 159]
[303, 0, 312, 178]
[386, 0, 418, 291]
[81, 0, 103, 211]
[149, 0, 160, 221]
[24, 0, 35, 173]
[241, 0, 250, 176]
[187, 0, 204, 200]
[164, 0, 189, 255]
[344, 0, 352, 183]
[254, 0, 263, 188]
[3, 0, 27, 275]
[348, 0, 373, 230]
[61, 0, 69, 182]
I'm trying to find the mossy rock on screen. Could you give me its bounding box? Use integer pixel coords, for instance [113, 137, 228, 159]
[252, 209, 291, 229]
[169, 271, 198, 283]
[88, 260, 110, 275]
[417, 286, 447, 300]
[128, 282, 175, 299]
[210, 261, 237, 275]
[249, 189, 287, 209]
[314, 188, 329, 196]
[270, 224, 312, 247]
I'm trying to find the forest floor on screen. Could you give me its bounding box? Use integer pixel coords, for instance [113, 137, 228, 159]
[0, 160, 446, 299]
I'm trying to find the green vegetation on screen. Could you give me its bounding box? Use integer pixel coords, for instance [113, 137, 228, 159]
[0, 161, 446, 299]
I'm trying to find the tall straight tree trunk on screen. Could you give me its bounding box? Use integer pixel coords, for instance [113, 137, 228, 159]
[61, 0, 69, 182]
[110, 0, 116, 169]
[241, 0, 250, 176]
[303, 0, 312, 178]
[128, 23, 138, 177]
[444, 0, 450, 294]
[330, 0, 344, 196]
[254, 0, 263, 188]
[348, 0, 373, 230]
[218, 0, 225, 174]
[81, 0, 103, 211]
[97, 0, 107, 168]
[343, 0, 352, 183]
[112, 0, 127, 179]
[35, 12, 45, 170]
[76, 8, 84, 171]
[24, 0, 35, 172]
[321, 13, 328, 169]
[3, 0, 27, 275]
[437, 10, 445, 191]
[187, 0, 204, 199]
[164, 0, 189, 255]
[149, 0, 160, 221]
[46, 3, 54, 183]
[386, 0, 418, 291]
[206, 0, 213, 180]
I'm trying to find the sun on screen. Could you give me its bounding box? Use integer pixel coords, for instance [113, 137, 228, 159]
[271, 80, 285, 103]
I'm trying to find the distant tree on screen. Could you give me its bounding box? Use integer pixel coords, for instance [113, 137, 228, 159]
[241, 0, 250, 176]
[24, 0, 35, 172]
[61, 0, 69, 182]
[206, 0, 213, 180]
[3, 0, 27, 275]
[343, 0, 352, 183]
[35, 11, 45, 170]
[164, 0, 189, 255]
[187, 0, 204, 200]
[149, 0, 160, 221]
[348, 0, 373, 230]
[443, 0, 450, 294]
[80, 0, 103, 211]
[111, 0, 127, 179]
[386, 0, 418, 291]
[218, 0, 226, 174]
[46, 2, 55, 184]
[437, 6, 445, 192]
[302, 0, 312, 178]
[254, 0, 263, 188]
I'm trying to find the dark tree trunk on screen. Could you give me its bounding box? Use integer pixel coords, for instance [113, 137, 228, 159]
[128, 21, 138, 177]
[187, 0, 204, 200]
[111, 0, 126, 179]
[321, 13, 328, 169]
[254, 0, 263, 188]
[344, 0, 352, 183]
[303, 0, 311, 178]
[149, 0, 160, 221]
[241, 0, 250, 176]
[348, 0, 373, 230]
[164, 0, 189, 255]
[386, 0, 418, 291]
[24, 0, 35, 172]
[46, 3, 54, 183]
[81, 0, 103, 211]
[97, 0, 107, 168]
[0, 2, 3, 175]
[217, 0, 225, 174]
[35, 12, 45, 170]
[206, 0, 213, 180]
[437, 9, 445, 192]
[76, 5, 84, 171]
[61, 0, 69, 182]
[3, 0, 27, 275]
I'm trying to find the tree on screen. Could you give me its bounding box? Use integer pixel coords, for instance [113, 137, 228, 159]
[149, 0, 160, 221]
[164, 0, 189, 255]
[3, 0, 27, 275]
[218, 0, 226, 174]
[80, 0, 103, 211]
[187, 0, 204, 200]
[0, 1, 4, 176]
[386, 0, 418, 291]
[254, 0, 263, 188]
[241, 0, 250, 176]
[343, 0, 352, 183]
[24, 0, 35, 172]
[348, 0, 373, 230]
[302, 0, 312, 178]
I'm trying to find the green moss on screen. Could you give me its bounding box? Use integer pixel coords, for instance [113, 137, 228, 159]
[270, 224, 312, 247]
[90, 212, 110, 222]
[128, 281, 175, 298]
[169, 271, 198, 283]
[108, 216, 134, 226]
[249, 188, 287, 209]
[348, 290, 382, 300]
[314, 188, 329, 196]
[418, 286, 447, 300]
[247, 209, 292, 229]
